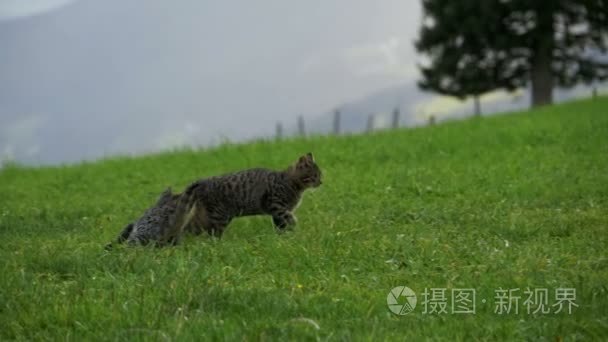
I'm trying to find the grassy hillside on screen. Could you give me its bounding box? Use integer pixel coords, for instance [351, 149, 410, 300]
[1, 98, 607, 340]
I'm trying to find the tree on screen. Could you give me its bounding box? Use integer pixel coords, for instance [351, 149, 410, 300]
[416, 1, 513, 115]
[416, 0, 608, 108]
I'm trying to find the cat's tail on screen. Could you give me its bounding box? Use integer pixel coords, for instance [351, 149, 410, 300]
[176, 182, 205, 234]
[182, 180, 202, 197]
[104, 222, 134, 251]
[173, 189, 198, 230]
[181, 181, 205, 213]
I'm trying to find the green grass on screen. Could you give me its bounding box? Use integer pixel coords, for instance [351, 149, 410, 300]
[1, 98, 607, 341]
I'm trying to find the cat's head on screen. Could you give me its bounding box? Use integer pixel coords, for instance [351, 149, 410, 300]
[292, 152, 322, 188]
[156, 187, 176, 205]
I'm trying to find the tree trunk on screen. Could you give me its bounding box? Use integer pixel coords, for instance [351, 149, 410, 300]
[530, 11, 554, 108]
[530, 50, 553, 107]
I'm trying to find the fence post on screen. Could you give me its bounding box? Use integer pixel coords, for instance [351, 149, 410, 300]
[428, 115, 436, 126]
[474, 95, 481, 116]
[592, 86, 598, 99]
[333, 109, 341, 135]
[297, 115, 306, 136]
[366, 114, 374, 132]
[392, 107, 400, 129]
[276, 122, 283, 139]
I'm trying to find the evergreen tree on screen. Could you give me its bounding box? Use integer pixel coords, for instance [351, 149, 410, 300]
[416, 0, 608, 107]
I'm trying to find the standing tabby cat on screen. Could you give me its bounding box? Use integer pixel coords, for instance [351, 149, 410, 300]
[184, 153, 322, 237]
[105, 188, 197, 249]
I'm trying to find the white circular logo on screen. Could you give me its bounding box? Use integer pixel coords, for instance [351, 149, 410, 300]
[387, 286, 417, 315]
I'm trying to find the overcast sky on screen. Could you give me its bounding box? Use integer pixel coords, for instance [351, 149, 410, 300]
[0, 0, 421, 165]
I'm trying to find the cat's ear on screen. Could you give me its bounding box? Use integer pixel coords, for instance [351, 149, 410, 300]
[297, 155, 308, 166]
[296, 154, 311, 169]
[157, 187, 173, 203]
[298, 152, 314, 165]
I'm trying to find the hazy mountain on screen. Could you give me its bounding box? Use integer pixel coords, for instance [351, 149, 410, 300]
[298, 83, 432, 135]
[295, 82, 607, 136]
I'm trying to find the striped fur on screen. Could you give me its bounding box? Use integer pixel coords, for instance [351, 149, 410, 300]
[105, 188, 197, 249]
[184, 153, 322, 237]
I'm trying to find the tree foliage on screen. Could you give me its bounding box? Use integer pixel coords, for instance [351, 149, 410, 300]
[416, 0, 608, 107]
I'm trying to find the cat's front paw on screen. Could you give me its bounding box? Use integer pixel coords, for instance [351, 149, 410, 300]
[275, 225, 295, 234]
[285, 214, 297, 226]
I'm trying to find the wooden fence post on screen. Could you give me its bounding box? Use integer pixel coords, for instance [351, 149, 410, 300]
[297, 115, 305, 136]
[474, 95, 481, 116]
[276, 122, 283, 139]
[366, 114, 374, 132]
[392, 107, 400, 129]
[428, 115, 436, 126]
[333, 109, 341, 135]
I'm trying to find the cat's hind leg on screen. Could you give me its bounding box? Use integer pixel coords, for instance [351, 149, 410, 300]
[205, 213, 231, 239]
[104, 223, 134, 251]
[167, 234, 182, 246]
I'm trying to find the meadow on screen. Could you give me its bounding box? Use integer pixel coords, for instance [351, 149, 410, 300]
[1, 98, 607, 341]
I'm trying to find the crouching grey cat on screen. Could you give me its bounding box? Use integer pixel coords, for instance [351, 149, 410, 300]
[105, 187, 196, 249]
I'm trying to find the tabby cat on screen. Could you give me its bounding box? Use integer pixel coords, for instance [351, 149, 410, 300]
[105, 187, 196, 249]
[184, 153, 322, 237]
